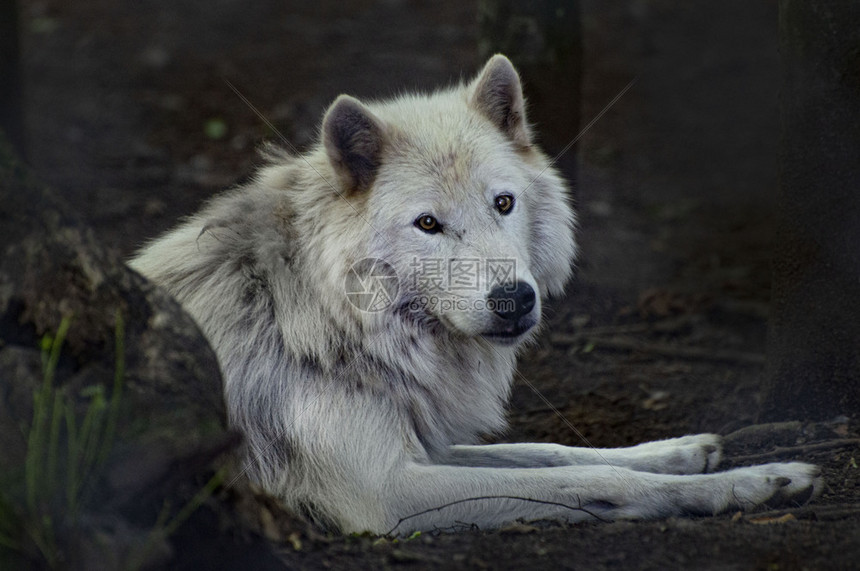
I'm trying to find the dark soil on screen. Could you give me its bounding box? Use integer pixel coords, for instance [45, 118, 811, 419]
[18, 0, 860, 568]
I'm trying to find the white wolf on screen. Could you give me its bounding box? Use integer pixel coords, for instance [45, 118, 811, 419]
[130, 55, 820, 535]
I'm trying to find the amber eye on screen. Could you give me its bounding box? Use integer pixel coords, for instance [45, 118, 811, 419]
[415, 214, 442, 234]
[495, 193, 515, 215]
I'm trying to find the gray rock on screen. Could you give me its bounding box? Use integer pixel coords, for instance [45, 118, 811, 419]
[0, 133, 238, 568]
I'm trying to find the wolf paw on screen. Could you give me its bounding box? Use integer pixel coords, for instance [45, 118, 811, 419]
[722, 462, 822, 511]
[628, 433, 723, 475]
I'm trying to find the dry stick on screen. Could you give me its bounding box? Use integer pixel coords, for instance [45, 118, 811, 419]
[744, 503, 860, 522]
[385, 495, 606, 537]
[559, 315, 695, 339]
[723, 421, 803, 445]
[551, 334, 765, 365]
[730, 438, 860, 464]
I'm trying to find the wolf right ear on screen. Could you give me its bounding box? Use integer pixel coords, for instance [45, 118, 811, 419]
[322, 95, 387, 193]
[470, 54, 531, 148]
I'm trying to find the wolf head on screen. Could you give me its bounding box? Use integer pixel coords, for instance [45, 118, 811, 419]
[320, 55, 577, 346]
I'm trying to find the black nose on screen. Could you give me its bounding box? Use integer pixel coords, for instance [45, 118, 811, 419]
[488, 281, 536, 322]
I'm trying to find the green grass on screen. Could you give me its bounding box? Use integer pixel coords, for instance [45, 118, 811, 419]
[0, 313, 126, 566]
[1, 311, 223, 568]
[128, 469, 224, 571]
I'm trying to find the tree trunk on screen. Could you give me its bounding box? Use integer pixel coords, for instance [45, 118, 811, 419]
[762, 1, 860, 420]
[477, 0, 582, 180]
[0, 0, 24, 155]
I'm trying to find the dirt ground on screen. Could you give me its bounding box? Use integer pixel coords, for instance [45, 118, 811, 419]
[18, 0, 860, 568]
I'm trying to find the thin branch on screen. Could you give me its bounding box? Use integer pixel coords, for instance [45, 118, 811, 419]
[730, 439, 860, 464]
[551, 334, 765, 365]
[385, 494, 607, 537]
[552, 316, 695, 340]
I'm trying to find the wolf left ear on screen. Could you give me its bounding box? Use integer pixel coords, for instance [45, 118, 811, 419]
[470, 54, 531, 148]
[322, 95, 388, 193]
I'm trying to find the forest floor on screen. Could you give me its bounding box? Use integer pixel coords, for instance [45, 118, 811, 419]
[18, 0, 860, 568]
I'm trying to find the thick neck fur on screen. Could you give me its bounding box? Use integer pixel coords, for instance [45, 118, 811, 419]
[129, 150, 521, 482]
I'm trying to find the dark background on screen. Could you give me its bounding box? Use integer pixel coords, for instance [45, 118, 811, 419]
[10, 0, 860, 568]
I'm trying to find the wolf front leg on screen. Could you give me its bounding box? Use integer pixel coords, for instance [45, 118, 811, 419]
[378, 461, 821, 535]
[439, 434, 723, 474]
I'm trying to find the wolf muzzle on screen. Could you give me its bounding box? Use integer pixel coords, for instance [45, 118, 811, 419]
[488, 281, 536, 323]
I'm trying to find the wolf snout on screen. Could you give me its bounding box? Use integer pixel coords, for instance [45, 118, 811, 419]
[488, 281, 536, 322]
[481, 281, 539, 344]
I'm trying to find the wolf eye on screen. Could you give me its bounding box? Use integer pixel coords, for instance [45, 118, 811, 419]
[494, 194, 515, 215]
[415, 214, 442, 234]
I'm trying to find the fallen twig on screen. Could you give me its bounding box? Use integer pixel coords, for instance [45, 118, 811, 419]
[551, 315, 694, 342]
[723, 422, 803, 446]
[730, 438, 860, 463]
[740, 503, 860, 522]
[550, 334, 765, 365]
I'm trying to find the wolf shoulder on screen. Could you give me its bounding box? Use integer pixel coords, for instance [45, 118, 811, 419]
[129, 162, 312, 301]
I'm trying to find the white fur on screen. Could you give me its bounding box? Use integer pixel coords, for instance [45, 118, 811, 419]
[129, 55, 820, 535]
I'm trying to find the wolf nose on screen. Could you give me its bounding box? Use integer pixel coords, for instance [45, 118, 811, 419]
[488, 282, 536, 322]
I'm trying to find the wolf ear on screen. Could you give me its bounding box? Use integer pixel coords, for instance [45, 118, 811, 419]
[470, 54, 531, 148]
[322, 95, 387, 193]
